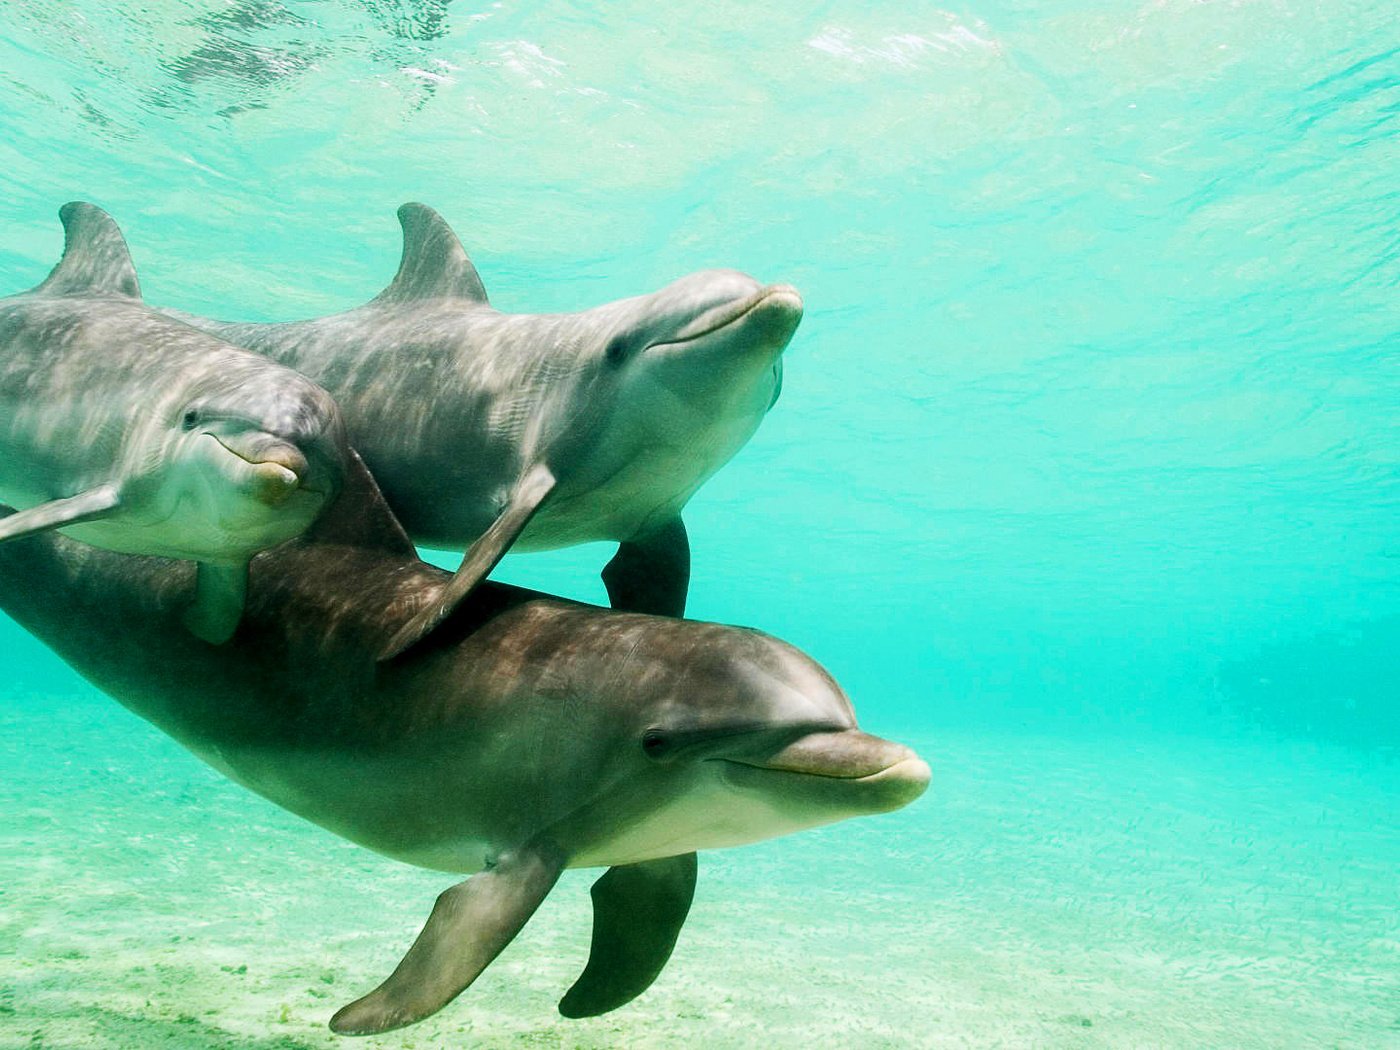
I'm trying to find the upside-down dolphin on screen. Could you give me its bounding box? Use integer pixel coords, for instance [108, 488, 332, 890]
[164, 203, 803, 657]
[0, 202, 348, 642]
[0, 457, 928, 1035]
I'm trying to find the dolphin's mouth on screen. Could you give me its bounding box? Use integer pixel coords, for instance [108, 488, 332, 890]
[717, 728, 928, 801]
[207, 434, 325, 505]
[718, 750, 931, 815]
[651, 284, 803, 351]
[721, 754, 920, 781]
[725, 728, 920, 778]
[210, 434, 304, 470]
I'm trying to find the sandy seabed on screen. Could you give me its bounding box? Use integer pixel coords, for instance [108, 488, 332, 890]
[2, 696, 1396, 1050]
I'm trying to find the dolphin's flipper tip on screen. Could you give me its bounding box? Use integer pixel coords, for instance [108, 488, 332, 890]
[558, 852, 698, 1018]
[330, 847, 564, 1034]
[376, 591, 456, 663]
[327, 997, 411, 1037]
[182, 561, 248, 645]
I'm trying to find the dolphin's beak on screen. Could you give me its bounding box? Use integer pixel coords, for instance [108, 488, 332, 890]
[661, 284, 804, 352]
[722, 729, 931, 814]
[753, 729, 921, 779]
[743, 284, 803, 347]
[212, 434, 313, 506]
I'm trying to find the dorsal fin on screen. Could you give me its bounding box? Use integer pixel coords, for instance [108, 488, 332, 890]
[304, 450, 417, 557]
[34, 202, 142, 299]
[371, 202, 488, 306]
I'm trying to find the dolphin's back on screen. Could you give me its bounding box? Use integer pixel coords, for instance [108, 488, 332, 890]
[165, 302, 596, 544]
[0, 492, 552, 749]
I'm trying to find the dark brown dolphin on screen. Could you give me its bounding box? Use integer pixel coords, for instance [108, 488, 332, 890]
[0, 458, 928, 1035]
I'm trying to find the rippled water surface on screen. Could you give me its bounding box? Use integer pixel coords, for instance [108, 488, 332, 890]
[1, 2, 1396, 1047]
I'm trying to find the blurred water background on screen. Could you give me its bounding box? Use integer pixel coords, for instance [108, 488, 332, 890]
[0, 3, 1396, 1047]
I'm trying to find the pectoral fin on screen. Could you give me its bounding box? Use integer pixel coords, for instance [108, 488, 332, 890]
[0, 485, 121, 544]
[601, 517, 690, 617]
[558, 852, 697, 1018]
[377, 462, 556, 661]
[182, 561, 248, 645]
[330, 845, 564, 1036]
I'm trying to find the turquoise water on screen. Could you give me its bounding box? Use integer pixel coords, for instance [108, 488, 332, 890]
[1, 3, 1397, 1047]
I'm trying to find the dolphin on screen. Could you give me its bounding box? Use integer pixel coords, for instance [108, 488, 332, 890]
[0, 202, 348, 643]
[0, 457, 929, 1035]
[164, 203, 803, 657]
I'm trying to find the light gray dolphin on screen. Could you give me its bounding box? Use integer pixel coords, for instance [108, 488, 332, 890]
[0, 457, 929, 1035]
[0, 203, 348, 642]
[164, 203, 803, 657]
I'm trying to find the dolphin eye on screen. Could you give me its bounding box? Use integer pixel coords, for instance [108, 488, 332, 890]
[641, 730, 670, 759]
[604, 337, 632, 365]
[181, 409, 201, 431]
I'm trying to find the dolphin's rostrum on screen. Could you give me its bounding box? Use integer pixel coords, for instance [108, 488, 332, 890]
[0, 458, 929, 1035]
[165, 203, 804, 657]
